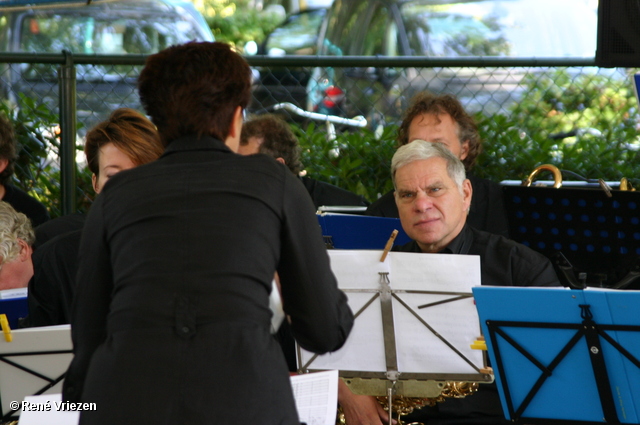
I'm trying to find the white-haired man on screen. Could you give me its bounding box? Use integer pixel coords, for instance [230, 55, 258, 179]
[0, 201, 35, 290]
[340, 141, 561, 425]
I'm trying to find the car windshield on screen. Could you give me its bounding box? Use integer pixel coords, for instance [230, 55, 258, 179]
[265, 8, 327, 55]
[18, 8, 207, 80]
[401, 0, 598, 57]
[20, 13, 202, 55]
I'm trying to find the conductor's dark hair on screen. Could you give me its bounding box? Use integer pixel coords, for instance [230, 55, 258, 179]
[138, 41, 252, 145]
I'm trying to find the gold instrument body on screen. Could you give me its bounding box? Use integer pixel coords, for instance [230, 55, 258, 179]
[337, 374, 490, 425]
[336, 381, 480, 425]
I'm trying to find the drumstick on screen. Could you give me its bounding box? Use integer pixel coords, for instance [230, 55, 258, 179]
[380, 229, 399, 262]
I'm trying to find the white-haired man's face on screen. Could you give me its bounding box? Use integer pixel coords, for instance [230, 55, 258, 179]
[394, 157, 472, 253]
[0, 239, 33, 290]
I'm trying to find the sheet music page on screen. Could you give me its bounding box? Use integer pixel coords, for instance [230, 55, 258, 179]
[307, 250, 389, 371]
[290, 370, 339, 425]
[390, 252, 482, 372]
[299, 250, 484, 374]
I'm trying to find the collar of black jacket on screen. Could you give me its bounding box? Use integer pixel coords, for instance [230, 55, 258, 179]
[162, 135, 233, 156]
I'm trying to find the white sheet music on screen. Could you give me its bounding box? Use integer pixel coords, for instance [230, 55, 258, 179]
[299, 250, 483, 374]
[290, 370, 339, 425]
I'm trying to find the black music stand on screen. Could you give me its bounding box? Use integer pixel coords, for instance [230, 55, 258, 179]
[473, 286, 640, 424]
[503, 186, 640, 288]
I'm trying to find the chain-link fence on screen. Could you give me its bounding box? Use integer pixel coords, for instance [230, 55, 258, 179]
[251, 57, 640, 203]
[0, 52, 147, 217]
[1, 52, 638, 218]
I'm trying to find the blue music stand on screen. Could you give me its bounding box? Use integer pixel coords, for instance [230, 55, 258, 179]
[316, 213, 411, 249]
[473, 286, 640, 424]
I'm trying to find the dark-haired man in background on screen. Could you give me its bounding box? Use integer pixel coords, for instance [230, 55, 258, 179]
[240, 113, 369, 209]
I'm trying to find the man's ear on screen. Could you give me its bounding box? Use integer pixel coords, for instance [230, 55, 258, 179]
[17, 239, 32, 261]
[462, 178, 473, 212]
[459, 140, 470, 161]
[0, 158, 9, 174]
[224, 106, 244, 153]
[275, 157, 286, 165]
[92, 174, 100, 194]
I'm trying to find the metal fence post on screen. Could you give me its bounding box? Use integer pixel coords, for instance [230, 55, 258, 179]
[59, 50, 77, 215]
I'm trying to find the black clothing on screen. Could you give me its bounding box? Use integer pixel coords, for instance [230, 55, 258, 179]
[63, 136, 354, 425]
[395, 225, 559, 287]
[366, 174, 509, 238]
[395, 224, 560, 425]
[25, 179, 365, 334]
[3, 184, 49, 227]
[34, 213, 85, 249]
[301, 176, 369, 208]
[27, 229, 81, 327]
[25, 214, 86, 328]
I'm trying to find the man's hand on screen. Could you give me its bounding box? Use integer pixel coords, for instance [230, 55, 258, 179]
[338, 380, 396, 425]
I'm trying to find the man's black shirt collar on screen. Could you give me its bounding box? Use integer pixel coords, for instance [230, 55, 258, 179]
[395, 224, 473, 255]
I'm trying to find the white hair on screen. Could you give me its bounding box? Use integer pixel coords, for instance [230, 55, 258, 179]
[0, 201, 34, 268]
[391, 140, 466, 192]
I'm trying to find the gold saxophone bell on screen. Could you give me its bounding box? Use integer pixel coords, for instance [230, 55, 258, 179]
[522, 164, 563, 188]
[620, 177, 636, 191]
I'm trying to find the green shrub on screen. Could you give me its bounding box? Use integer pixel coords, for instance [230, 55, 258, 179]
[295, 68, 640, 199]
[295, 123, 396, 203]
[1, 95, 93, 218]
[474, 68, 640, 185]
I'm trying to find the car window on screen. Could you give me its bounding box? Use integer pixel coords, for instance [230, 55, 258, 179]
[402, 3, 509, 56]
[18, 11, 205, 80]
[20, 14, 202, 54]
[265, 9, 327, 55]
[400, 0, 597, 58]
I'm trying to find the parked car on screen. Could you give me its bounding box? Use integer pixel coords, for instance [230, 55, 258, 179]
[306, 0, 600, 125]
[249, 7, 328, 113]
[0, 0, 214, 132]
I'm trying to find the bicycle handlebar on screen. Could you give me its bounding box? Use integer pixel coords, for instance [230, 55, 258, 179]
[270, 102, 368, 128]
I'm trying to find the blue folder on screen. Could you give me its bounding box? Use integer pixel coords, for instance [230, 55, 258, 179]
[473, 286, 640, 424]
[316, 213, 411, 250]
